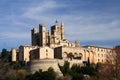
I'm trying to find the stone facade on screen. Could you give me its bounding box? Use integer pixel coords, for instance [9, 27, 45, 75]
[31, 22, 78, 48]
[18, 45, 54, 62]
[83, 45, 115, 64]
[11, 22, 117, 73]
[30, 46, 54, 60]
[19, 45, 38, 62]
[12, 48, 17, 61]
[29, 59, 83, 76]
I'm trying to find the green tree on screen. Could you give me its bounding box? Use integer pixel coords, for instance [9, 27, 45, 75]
[70, 64, 83, 80]
[1, 48, 10, 62]
[58, 61, 70, 77]
[81, 58, 96, 76]
[114, 46, 120, 80]
[43, 67, 56, 80]
[86, 57, 90, 67]
[26, 67, 56, 80]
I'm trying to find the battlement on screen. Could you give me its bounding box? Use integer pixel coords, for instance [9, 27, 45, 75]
[31, 22, 66, 48]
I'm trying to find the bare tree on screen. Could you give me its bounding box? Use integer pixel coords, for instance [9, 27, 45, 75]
[114, 45, 120, 80]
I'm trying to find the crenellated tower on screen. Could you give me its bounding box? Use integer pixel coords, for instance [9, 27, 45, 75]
[75, 40, 80, 47]
[50, 22, 64, 41]
[31, 21, 67, 48]
[31, 28, 38, 46]
[39, 24, 46, 46]
[61, 22, 64, 40]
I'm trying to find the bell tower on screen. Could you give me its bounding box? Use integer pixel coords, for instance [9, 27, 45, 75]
[31, 28, 38, 46]
[39, 24, 46, 46]
[61, 22, 64, 40]
[75, 40, 80, 47]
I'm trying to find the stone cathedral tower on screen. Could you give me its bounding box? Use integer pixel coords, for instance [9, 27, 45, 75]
[50, 22, 65, 43]
[39, 24, 46, 46]
[31, 24, 46, 46]
[31, 22, 65, 48]
[31, 28, 38, 46]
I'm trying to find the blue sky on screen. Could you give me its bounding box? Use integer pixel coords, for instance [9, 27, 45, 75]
[0, 0, 120, 51]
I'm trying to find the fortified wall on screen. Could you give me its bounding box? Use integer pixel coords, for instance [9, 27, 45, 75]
[29, 59, 83, 76]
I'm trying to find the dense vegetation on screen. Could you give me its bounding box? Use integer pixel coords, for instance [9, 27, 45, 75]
[0, 48, 119, 80]
[58, 59, 99, 80]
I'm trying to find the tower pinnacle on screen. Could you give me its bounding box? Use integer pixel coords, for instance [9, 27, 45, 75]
[55, 19, 58, 25]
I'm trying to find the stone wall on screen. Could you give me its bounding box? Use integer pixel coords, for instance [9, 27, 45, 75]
[29, 59, 83, 77]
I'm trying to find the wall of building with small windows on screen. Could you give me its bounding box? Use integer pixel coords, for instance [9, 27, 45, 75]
[39, 46, 54, 59]
[84, 46, 114, 64]
[18, 45, 39, 62]
[29, 46, 54, 60]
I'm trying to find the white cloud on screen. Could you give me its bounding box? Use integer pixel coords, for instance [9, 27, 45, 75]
[22, 0, 65, 20]
[60, 15, 120, 41]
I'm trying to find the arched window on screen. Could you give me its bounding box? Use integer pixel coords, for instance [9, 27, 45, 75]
[79, 53, 83, 60]
[74, 53, 78, 57]
[73, 53, 83, 60]
[62, 52, 67, 59]
[67, 52, 73, 60]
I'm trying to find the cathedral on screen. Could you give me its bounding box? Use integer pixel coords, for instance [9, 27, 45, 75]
[11, 21, 116, 74]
